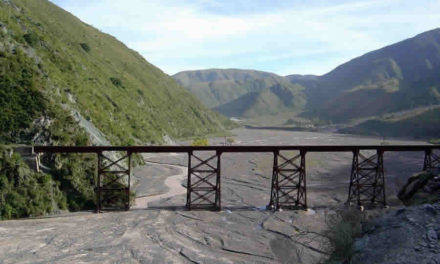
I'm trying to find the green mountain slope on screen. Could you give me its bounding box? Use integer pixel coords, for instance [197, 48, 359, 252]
[1, 0, 229, 146]
[173, 69, 306, 118]
[174, 69, 287, 108]
[176, 29, 440, 137]
[287, 28, 440, 122]
[0, 0, 229, 219]
[340, 107, 440, 139]
[214, 83, 305, 118]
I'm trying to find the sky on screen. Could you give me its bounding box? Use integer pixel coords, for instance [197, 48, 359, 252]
[50, 0, 440, 76]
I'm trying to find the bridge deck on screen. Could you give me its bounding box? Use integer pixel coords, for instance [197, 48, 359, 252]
[33, 144, 440, 153]
[32, 144, 440, 212]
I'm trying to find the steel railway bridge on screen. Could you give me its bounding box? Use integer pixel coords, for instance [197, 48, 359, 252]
[33, 145, 440, 212]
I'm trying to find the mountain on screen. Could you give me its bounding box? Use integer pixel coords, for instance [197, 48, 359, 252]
[1, 0, 229, 146]
[176, 29, 440, 126]
[0, 0, 230, 219]
[340, 106, 440, 139]
[214, 83, 305, 118]
[287, 28, 440, 123]
[173, 69, 305, 118]
[175, 29, 440, 138]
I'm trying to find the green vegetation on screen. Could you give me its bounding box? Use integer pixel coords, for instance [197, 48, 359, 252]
[174, 69, 288, 108]
[1, 0, 230, 146]
[1, 0, 229, 219]
[191, 138, 209, 146]
[288, 29, 440, 123]
[326, 208, 363, 263]
[341, 108, 440, 139]
[174, 69, 305, 119]
[23, 32, 39, 47]
[178, 30, 440, 134]
[226, 137, 235, 145]
[79, 42, 90, 52]
[0, 3, 100, 217]
[110, 77, 123, 88]
[0, 146, 66, 219]
[429, 138, 440, 144]
[0, 48, 46, 141]
[215, 83, 305, 118]
[0, 0, 188, 219]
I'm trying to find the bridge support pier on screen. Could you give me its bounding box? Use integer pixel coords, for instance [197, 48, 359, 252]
[347, 149, 386, 207]
[423, 149, 440, 171]
[96, 151, 132, 212]
[186, 151, 222, 211]
[269, 150, 307, 210]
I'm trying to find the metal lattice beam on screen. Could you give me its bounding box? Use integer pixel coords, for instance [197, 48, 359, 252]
[269, 150, 307, 210]
[96, 151, 131, 212]
[186, 151, 221, 211]
[423, 149, 440, 171]
[33, 144, 440, 213]
[347, 150, 386, 207]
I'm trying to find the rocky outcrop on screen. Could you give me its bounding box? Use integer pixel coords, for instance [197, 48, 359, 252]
[398, 170, 440, 205]
[352, 204, 440, 264]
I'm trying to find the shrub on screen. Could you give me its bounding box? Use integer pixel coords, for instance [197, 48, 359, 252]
[226, 137, 235, 145]
[191, 138, 209, 146]
[80, 42, 90, 52]
[110, 77, 123, 88]
[0, 49, 46, 142]
[23, 32, 39, 47]
[429, 138, 440, 144]
[0, 146, 66, 220]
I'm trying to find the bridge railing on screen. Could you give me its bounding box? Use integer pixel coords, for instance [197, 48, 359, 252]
[33, 145, 440, 212]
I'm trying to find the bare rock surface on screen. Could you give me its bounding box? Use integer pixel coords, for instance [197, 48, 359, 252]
[352, 204, 440, 264]
[0, 128, 429, 263]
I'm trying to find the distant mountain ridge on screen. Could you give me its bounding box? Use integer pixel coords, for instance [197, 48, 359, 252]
[214, 82, 305, 118]
[289, 28, 440, 122]
[175, 28, 440, 139]
[173, 69, 305, 117]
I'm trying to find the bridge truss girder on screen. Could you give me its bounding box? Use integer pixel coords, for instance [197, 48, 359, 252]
[186, 151, 222, 211]
[96, 151, 132, 212]
[347, 150, 386, 207]
[423, 149, 440, 171]
[269, 150, 307, 210]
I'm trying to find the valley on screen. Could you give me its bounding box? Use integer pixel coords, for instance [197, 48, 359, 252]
[174, 29, 440, 141]
[1, 0, 440, 263]
[0, 128, 430, 263]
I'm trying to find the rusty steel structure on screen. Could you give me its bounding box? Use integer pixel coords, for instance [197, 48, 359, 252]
[97, 151, 132, 212]
[187, 151, 222, 210]
[33, 145, 440, 212]
[347, 150, 386, 207]
[269, 150, 307, 210]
